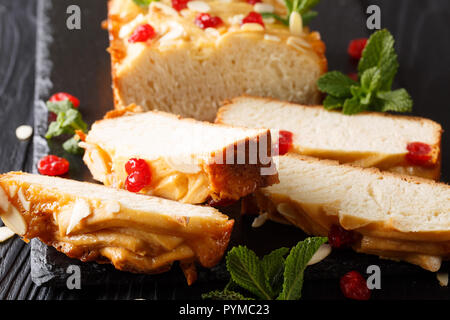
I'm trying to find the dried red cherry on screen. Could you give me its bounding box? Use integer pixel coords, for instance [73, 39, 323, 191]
[328, 224, 357, 248]
[124, 158, 152, 192]
[38, 155, 70, 176]
[49, 92, 80, 108]
[242, 12, 265, 27]
[405, 142, 433, 166]
[340, 271, 371, 300]
[348, 38, 368, 60]
[195, 13, 223, 29]
[246, 0, 262, 4]
[128, 24, 156, 43]
[275, 130, 293, 156]
[172, 0, 190, 11]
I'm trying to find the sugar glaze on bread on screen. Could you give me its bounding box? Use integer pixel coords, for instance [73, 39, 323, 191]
[253, 154, 450, 271]
[0, 172, 235, 284]
[216, 96, 442, 180]
[80, 107, 278, 204]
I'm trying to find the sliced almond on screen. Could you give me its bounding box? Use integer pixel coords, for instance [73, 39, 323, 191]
[17, 188, 30, 211]
[15, 125, 33, 141]
[307, 244, 332, 265]
[118, 14, 145, 39]
[1, 205, 27, 236]
[0, 186, 9, 212]
[254, 3, 274, 13]
[149, 2, 179, 16]
[205, 27, 220, 37]
[66, 198, 91, 235]
[187, 1, 210, 13]
[240, 23, 265, 32]
[159, 21, 186, 42]
[437, 272, 449, 287]
[0, 226, 15, 242]
[228, 14, 244, 25]
[264, 34, 281, 42]
[262, 17, 275, 24]
[289, 12, 303, 36]
[251, 212, 268, 228]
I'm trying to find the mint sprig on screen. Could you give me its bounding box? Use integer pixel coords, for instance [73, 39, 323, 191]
[132, 0, 159, 7]
[45, 100, 87, 154]
[317, 29, 412, 115]
[203, 237, 328, 300]
[260, 0, 320, 26]
[278, 237, 327, 300]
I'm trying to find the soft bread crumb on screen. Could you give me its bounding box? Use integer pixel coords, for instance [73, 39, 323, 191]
[0, 226, 15, 242]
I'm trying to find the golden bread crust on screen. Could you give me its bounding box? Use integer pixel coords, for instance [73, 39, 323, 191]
[250, 154, 450, 271]
[0, 172, 234, 284]
[216, 96, 443, 180]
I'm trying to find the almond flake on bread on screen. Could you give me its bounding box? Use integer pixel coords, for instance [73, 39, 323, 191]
[0, 172, 235, 284]
[216, 96, 442, 180]
[80, 109, 278, 204]
[107, 0, 327, 120]
[253, 154, 450, 271]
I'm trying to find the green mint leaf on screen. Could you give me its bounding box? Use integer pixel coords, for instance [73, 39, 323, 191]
[297, 0, 320, 14]
[46, 100, 73, 114]
[277, 237, 327, 300]
[45, 114, 75, 139]
[360, 67, 382, 93]
[260, 12, 289, 25]
[301, 10, 318, 26]
[317, 71, 357, 98]
[262, 247, 289, 297]
[226, 246, 273, 300]
[358, 29, 398, 91]
[132, 0, 159, 7]
[342, 96, 364, 115]
[375, 89, 413, 112]
[202, 290, 254, 300]
[62, 136, 84, 155]
[284, 0, 294, 14]
[323, 95, 346, 110]
[63, 108, 88, 132]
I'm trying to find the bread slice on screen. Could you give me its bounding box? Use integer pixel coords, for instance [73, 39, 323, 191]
[252, 154, 450, 271]
[0, 172, 234, 284]
[107, 0, 327, 120]
[216, 96, 442, 180]
[79, 107, 278, 204]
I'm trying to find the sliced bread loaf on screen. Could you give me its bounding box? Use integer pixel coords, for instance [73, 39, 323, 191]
[108, 0, 327, 120]
[216, 96, 442, 180]
[253, 154, 450, 271]
[0, 172, 234, 284]
[80, 107, 278, 204]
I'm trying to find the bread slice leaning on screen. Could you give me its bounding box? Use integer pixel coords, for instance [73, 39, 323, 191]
[252, 154, 450, 271]
[0, 172, 234, 284]
[216, 96, 442, 180]
[79, 107, 278, 204]
[108, 0, 327, 120]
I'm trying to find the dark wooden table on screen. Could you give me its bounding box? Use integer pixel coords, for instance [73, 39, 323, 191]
[0, 0, 449, 300]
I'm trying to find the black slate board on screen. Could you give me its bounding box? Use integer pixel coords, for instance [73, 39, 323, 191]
[28, 0, 450, 298]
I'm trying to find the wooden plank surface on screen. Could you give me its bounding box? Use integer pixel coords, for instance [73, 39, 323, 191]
[0, 0, 449, 300]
